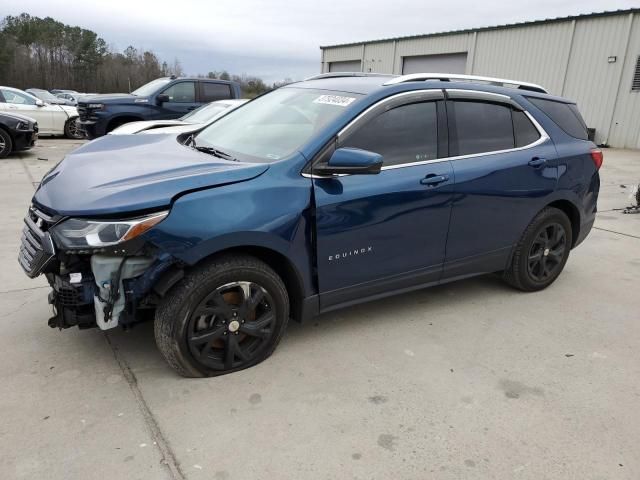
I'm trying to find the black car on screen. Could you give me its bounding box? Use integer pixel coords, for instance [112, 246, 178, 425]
[0, 112, 38, 158]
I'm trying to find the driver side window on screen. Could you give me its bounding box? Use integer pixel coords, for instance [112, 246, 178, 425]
[161, 82, 195, 103]
[340, 101, 438, 167]
[1, 90, 36, 105]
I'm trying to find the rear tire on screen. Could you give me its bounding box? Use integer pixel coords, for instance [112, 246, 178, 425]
[64, 117, 85, 139]
[504, 207, 572, 292]
[154, 255, 289, 377]
[0, 129, 13, 158]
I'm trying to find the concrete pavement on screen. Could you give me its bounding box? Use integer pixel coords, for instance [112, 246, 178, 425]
[1, 139, 639, 479]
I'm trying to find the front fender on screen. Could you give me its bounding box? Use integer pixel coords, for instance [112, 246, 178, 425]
[143, 163, 315, 296]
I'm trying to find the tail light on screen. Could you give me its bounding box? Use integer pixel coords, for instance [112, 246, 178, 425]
[590, 148, 603, 170]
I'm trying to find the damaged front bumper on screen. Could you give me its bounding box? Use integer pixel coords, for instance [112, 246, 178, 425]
[18, 206, 181, 330]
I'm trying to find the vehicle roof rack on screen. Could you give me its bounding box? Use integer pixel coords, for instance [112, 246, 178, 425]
[382, 73, 548, 93]
[304, 72, 395, 81]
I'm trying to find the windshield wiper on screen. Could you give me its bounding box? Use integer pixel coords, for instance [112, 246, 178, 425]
[187, 137, 238, 162]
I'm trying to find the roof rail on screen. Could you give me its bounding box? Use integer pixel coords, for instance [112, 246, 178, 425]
[383, 73, 548, 93]
[304, 72, 395, 81]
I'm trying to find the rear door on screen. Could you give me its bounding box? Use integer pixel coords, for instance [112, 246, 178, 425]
[157, 81, 199, 118]
[312, 90, 455, 309]
[442, 90, 558, 280]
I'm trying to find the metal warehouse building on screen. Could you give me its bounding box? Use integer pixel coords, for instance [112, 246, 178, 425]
[320, 9, 640, 149]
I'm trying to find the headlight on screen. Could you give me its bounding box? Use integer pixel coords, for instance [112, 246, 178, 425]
[51, 211, 168, 249]
[16, 121, 30, 130]
[86, 103, 104, 109]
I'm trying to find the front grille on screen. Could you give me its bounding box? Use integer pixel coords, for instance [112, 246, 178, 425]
[33, 123, 39, 133]
[18, 207, 56, 278]
[77, 105, 98, 122]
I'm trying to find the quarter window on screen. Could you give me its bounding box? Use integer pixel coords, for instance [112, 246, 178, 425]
[340, 102, 438, 167]
[512, 110, 541, 147]
[161, 82, 196, 103]
[201, 83, 232, 102]
[527, 97, 587, 140]
[448, 101, 514, 156]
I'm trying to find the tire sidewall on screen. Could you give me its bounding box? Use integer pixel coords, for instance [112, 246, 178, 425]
[516, 210, 573, 290]
[160, 262, 289, 377]
[64, 117, 84, 139]
[0, 129, 13, 158]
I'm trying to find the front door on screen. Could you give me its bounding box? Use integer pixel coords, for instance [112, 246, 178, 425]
[312, 95, 454, 310]
[156, 81, 199, 118]
[442, 93, 559, 279]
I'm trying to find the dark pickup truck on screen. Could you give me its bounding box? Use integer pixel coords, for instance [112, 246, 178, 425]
[78, 76, 242, 139]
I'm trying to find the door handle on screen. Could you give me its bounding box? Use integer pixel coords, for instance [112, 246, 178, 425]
[420, 174, 449, 186]
[528, 157, 547, 168]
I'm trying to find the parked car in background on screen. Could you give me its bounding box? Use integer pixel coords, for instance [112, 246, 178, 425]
[55, 92, 81, 105]
[0, 111, 38, 158]
[50, 89, 79, 95]
[77, 76, 242, 139]
[26, 88, 75, 106]
[110, 99, 248, 135]
[0, 87, 83, 138]
[18, 73, 601, 377]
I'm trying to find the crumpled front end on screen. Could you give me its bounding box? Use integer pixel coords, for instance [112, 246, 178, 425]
[18, 205, 180, 330]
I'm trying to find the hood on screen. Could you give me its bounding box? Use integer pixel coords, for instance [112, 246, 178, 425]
[80, 93, 138, 104]
[33, 134, 269, 217]
[141, 123, 202, 135]
[0, 111, 37, 124]
[110, 119, 188, 135]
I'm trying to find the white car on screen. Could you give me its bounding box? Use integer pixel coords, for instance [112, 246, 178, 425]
[109, 99, 248, 135]
[0, 86, 84, 139]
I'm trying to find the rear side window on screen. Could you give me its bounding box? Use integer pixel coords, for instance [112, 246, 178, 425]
[512, 110, 541, 147]
[448, 101, 514, 156]
[527, 97, 587, 140]
[201, 82, 232, 102]
[340, 101, 438, 167]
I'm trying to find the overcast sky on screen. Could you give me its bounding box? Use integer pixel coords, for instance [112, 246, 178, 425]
[6, 0, 639, 83]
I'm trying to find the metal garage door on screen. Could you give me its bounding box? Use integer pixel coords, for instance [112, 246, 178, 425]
[402, 53, 468, 74]
[329, 60, 362, 72]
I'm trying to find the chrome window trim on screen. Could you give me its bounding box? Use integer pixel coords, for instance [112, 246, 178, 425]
[302, 89, 550, 178]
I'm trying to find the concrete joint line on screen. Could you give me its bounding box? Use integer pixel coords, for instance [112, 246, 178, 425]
[593, 226, 640, 240]
[104, 333, 186, 480]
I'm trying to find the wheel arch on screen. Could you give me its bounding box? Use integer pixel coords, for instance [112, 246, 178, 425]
[546, 199, 581, 248]
[106, 114, 145, 132]
[179, 244, 309, 323]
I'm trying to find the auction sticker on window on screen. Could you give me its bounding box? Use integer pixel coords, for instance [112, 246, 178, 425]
[313, 95, 357, 107]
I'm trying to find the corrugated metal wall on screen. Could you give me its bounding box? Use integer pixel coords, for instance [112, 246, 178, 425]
[320, 12, 640, 148]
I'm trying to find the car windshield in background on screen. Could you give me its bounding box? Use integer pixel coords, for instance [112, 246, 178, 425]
[131, 78, 172, 96]
[30, 89, 58, 101]
[180, 103, 229, 123]
[195, 88, 362, 162]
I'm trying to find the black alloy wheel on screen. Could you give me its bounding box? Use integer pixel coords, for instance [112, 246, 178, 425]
[504, 207, 573, 292]
[155, 255, 289, 377]
[187, 281, 276, 371]
[526, 223, 567, 282]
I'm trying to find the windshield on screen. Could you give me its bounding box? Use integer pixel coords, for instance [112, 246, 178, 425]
[195, 88, 362, 162]
[31, 89, 58, 101]
[131, 78, 172, 96]
[180, 102, 230, 123]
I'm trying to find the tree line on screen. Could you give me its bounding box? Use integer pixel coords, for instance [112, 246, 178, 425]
[0, 13, 281, 96]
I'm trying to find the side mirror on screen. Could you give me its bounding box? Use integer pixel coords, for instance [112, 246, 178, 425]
[156, 93, 170, 104]
[314, 147, 383, 176]
[35, 99, 44, 107]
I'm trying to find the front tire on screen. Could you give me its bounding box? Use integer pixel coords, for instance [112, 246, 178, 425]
[504, 207, 573, 292]
[64, 117, 85, 139]
[154, 255, 290, 377]
[0, 129, 12, 158]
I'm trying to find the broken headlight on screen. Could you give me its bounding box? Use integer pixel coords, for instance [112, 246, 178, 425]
[50, 211, 168, 249]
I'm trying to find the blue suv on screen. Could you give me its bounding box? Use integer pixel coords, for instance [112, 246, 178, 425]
[19, 73, 601, 377]
[77, 76, 242, 139]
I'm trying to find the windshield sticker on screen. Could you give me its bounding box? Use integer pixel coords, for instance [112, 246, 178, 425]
[313, 95, 356, 107]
